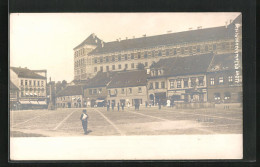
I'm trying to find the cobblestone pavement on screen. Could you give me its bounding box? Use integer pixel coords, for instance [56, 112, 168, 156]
[10, 105, 242, 137]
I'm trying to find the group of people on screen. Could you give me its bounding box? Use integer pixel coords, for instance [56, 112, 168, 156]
[106, 102, 126, 111]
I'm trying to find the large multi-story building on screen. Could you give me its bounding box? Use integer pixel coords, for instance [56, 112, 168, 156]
[73, 14, 241, 80]
[10, 67, 47, 109]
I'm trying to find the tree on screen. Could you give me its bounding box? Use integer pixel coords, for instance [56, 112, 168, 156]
[137, 63, 145, 70]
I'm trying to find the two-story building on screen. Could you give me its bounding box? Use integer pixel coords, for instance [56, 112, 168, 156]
[106, 70, 148, 107]
[148, 53, 214, 105]
[206, 53, 242, 103]
[83, 72, 114, 107]
[56, 85, 84, 108]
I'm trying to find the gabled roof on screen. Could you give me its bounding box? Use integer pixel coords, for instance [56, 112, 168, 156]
[74, 33, 102, 50]
[56, 85, 83, 97]
[107, 70, 148, 88]
[10, 81, 19, 91]
[84, 72, 114, 88]
[10, 67, 46, 79]
[150, 53, 214, 77]
[89, 26, 232, 55]
[207, 53, 242, 72]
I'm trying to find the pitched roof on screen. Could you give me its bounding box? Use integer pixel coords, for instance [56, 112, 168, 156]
[56, 85, 83, 97]
[74, 33, 102, 50]
[10, 81, 19, 91]
[90, 26, 232, 55]
[207, 53, 242, 72]
[150, 53, 214, 77]
[107, 70, 148, 88]
[10, 67, 46, 79]
[84, 72, 114, 88]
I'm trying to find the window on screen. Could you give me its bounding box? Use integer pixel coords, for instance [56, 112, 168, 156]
[21, 80, 23, 86]
[205, 45, 209, 52]
[197, 46, 201, 52]
[125, 64, 128, 69]
[210, 77, 215, 85]
[170, 80, 174, 89]
[155, 82, 159, 89]
[121, 88, 125, 94]
[106, 56, 109, 62]
[112, 65, 115, 70]
[106, 66, 109, 71]
[218, 77, 224, 84]
[93, 89, 97, 94]
[224, 92, 231, 100]
[33, 80, 36, 86]
[191, 78, 196, 87]
[131, 53, 134, 59]
[118, 64, 121, 69]
[158, 51, 162, 57]
[138, 52, 141, 59]
[161, 82, 165, 89]
[100, 66, 103, 72]
[184, 79, 189, 88]
[131, 63, 134, 68]
[37, 81, 40, 86]
[108, 90, 111, 95]
[94, 58, 97, 64]
[94, 67, 97, 72]
[100, 57, 103, 63]
[198, 77, 204, 86]
[98, 88, 102, 94]
[129, 88, 132, 94]
[21, 92, 24, 97]
[144, 52, 148, 58]
[118, 55, 121, 61]
[89, 89, 92, 95]
[214, 93, 221, 100]
[149, 82, 153, 89]
[25, 80, 28, 86]
[138, 87, 142, 93]
[177, 80, 181, 88]
[41, 81, 44, 86]
[112, 56, 115, 62]
[124, 54, 128, 60]
[166, 50, 169, 56]
[145, 62, 148, 67]
[228, 76, 233, 83]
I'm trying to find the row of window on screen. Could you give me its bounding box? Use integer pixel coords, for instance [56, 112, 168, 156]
[149, 81, 166, 89]
[108, 87, 142, 95]
[169, 77, 205, 89]
[20, 79, 45, 87]
[75, 58, 85, 68]
[210, 76, 235, 86]
[89, 88, 102, 95]
[20, 88, 45, 92]
[94, 62, 149, 72]
[20, 92, 45, 97]
[75, 48, 85, 57]
[92, 42, 233, 64]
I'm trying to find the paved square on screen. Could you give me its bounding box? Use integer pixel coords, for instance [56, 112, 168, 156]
[10, 105, 242, 137]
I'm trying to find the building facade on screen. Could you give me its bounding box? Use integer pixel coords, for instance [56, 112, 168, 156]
[107, 70, 148, 107]
[10, 67, 47, 109]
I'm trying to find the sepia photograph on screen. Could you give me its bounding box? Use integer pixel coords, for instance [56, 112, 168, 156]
[9, 12, 242, 160]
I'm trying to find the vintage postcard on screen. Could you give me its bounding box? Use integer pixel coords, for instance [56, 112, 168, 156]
[9, 13, 242, 160]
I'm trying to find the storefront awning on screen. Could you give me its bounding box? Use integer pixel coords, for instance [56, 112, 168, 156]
[38, 101, 47, 105]
[19, 101, 31, 105]
[96, 100, 104, 103]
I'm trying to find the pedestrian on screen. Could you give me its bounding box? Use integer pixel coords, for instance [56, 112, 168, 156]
[117, 102, 120, 111]
[107, 102, 110, 111]
[112, 102, 114, 111]
[137, 102, 140, 110]
[127, 102, 130, 108]
[145, 101, 148, 108]
[158, 101, 161, 110]
[121, 103, 124, 111]
[80, 109, 89, 135]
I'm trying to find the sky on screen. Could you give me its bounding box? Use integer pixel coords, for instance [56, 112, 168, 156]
[10, 12, 240, 83]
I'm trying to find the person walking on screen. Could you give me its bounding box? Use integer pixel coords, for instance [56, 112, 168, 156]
[117, 102, 120, 111]
[121, 103, 124, 111]
[80, 109, 89, 135]
[106, 102, 110, 111]
[112, 102, 115, 111]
